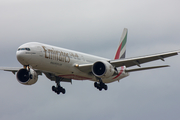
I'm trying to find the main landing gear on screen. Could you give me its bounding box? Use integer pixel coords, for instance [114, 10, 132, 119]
[94, 78, 108, 91]
[52, 79, 66, 95]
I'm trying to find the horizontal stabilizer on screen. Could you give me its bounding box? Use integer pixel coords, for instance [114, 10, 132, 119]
[125, 65, 170, 72]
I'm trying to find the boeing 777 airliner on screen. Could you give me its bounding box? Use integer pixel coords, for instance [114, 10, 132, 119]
[0, 28, 179, 95]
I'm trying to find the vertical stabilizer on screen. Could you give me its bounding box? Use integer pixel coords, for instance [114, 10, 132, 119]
[114, 28, 128, 59]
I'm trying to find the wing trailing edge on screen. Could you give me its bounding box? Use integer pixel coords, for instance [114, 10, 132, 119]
[125, 65, 170, 72]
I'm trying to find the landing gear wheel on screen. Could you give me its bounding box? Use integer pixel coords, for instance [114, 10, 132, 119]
[57, 86, 66, 94]
[52, 86, 56, 91]
[61, 88, 66, 94]
[94, 82, 108, 91]
[56, 91, 60, 95]
[98, 87, 102, 91]
[94, 82, 98, 88]
[104, 84, 108, 90]
[94, 77, 108, 91]
[52, 77, 66, 95]
[52, 86, 66, 95]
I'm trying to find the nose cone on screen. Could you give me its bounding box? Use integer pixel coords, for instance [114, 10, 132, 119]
[16, 51, 31, 65]
[16, 51, 23, 62]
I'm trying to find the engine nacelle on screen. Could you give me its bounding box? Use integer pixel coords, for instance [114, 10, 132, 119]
[16, 68, 38, 85]
[92, 60, 115, 78]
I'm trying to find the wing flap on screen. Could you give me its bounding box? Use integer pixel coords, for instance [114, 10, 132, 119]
[126, 65, 170, 72]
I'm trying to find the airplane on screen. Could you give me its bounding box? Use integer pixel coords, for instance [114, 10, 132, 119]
[0, 28, 179, 95]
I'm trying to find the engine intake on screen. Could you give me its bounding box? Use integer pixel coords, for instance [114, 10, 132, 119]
[16, 68, 38, 85]
[92, 60, 115, 78]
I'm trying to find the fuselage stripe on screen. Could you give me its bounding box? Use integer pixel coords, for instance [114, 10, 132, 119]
[114, 43, 122, 59]
[114, 33, 127, 60]
[59, 74, 91, 80]
[113, 66, 124, 79]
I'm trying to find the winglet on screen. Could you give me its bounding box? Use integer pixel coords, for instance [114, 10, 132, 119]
[114, 28, 128, 60]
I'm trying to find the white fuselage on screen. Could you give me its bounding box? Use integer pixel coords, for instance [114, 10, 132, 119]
[16, 42, 129, 83]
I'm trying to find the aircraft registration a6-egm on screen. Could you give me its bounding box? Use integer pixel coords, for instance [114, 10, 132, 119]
[0, 28, 179, 95]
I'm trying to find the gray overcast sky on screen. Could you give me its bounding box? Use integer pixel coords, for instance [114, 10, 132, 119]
[0, 0, 180, 120]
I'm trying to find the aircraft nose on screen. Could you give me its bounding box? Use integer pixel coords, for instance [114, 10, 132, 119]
[16, 51, 23, 61]
[16, 50, 31, 65]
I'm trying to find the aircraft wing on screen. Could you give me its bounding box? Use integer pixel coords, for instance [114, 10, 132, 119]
[0, 67, 72, 83]
[76, 50, 179, 73]
[0, 67, 43, 75]
[0, 67, 21, 74]
[110, 50, 179, 68]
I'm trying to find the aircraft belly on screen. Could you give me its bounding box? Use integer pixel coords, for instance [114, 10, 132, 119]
[34, 56, 93, 80]
[58, 74, 93, 80]
[57, 64, 94, 80]
[39, 59, 70, 74]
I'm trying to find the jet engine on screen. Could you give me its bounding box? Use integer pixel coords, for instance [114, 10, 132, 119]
[16, 68, 38, 85]
[92, 60, 115, 78]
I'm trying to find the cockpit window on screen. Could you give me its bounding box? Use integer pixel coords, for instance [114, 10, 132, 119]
[18, 48, 31, 51]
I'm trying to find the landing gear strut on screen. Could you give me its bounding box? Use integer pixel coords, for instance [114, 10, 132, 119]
[24, 65, 30, 71]
[52, 79, 66, 95]
[94, 78, 108, 91]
